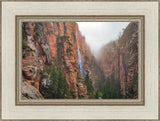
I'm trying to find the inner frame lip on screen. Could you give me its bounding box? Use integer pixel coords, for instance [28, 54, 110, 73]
[15, 15, 145, 106]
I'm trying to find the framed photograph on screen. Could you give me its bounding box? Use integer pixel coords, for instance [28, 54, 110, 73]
[1, 0, 159, 120]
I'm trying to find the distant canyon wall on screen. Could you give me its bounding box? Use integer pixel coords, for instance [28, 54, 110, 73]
[98, 22, 138, 96]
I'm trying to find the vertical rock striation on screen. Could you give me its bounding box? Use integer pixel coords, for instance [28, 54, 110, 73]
[22, 22, 89, 98]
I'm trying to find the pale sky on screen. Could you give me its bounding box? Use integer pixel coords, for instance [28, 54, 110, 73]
[77, 22, 130, 57]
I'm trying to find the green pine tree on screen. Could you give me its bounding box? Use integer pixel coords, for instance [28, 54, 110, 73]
[40, 63, 71, 99]
[57, 66, 69, 99]
[84, 70, 94, 97]
[95, 90, 103, 99]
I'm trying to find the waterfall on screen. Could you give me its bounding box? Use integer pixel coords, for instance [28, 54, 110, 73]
[75, 25, 85, 78]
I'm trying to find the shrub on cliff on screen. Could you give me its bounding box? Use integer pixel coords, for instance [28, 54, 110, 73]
[34, 23, 43, 39]
[58, 35, 70, 40]
[77, 66, 82, 80]
[95, 90, 103, 99]
[84, 70, 94, 97]
[66, 48, 72, 53]
[22, 40, 33, 52]
[22, 26, 27, 41]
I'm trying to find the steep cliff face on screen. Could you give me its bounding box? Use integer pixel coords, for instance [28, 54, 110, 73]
[98, 22, 138, 97]
[22, 22, 89, 99]
[22, 22, 44, 91]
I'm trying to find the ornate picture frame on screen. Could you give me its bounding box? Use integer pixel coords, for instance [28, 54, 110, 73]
[1, 0, 159, 120]
[16, 15, 144, 106]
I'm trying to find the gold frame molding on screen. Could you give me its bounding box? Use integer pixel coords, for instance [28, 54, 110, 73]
[16, 15, 145, 106]
[0, 0, 160, 121]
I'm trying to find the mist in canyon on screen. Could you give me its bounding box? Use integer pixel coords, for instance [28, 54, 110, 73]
[77, 22, 130, 58]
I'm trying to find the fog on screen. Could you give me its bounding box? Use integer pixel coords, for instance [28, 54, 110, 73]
[77, 22, 130, 57]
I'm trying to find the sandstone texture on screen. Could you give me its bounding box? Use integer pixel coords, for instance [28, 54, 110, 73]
[22, 81, 43, 99]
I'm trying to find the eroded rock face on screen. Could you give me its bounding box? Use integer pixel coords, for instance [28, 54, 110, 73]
[22, 22, 89, 98]
[22, 51, 43, 90]
[22, 81, 43, 99]
[22, 22, 52, 92]
[77, 81, 88, 98]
